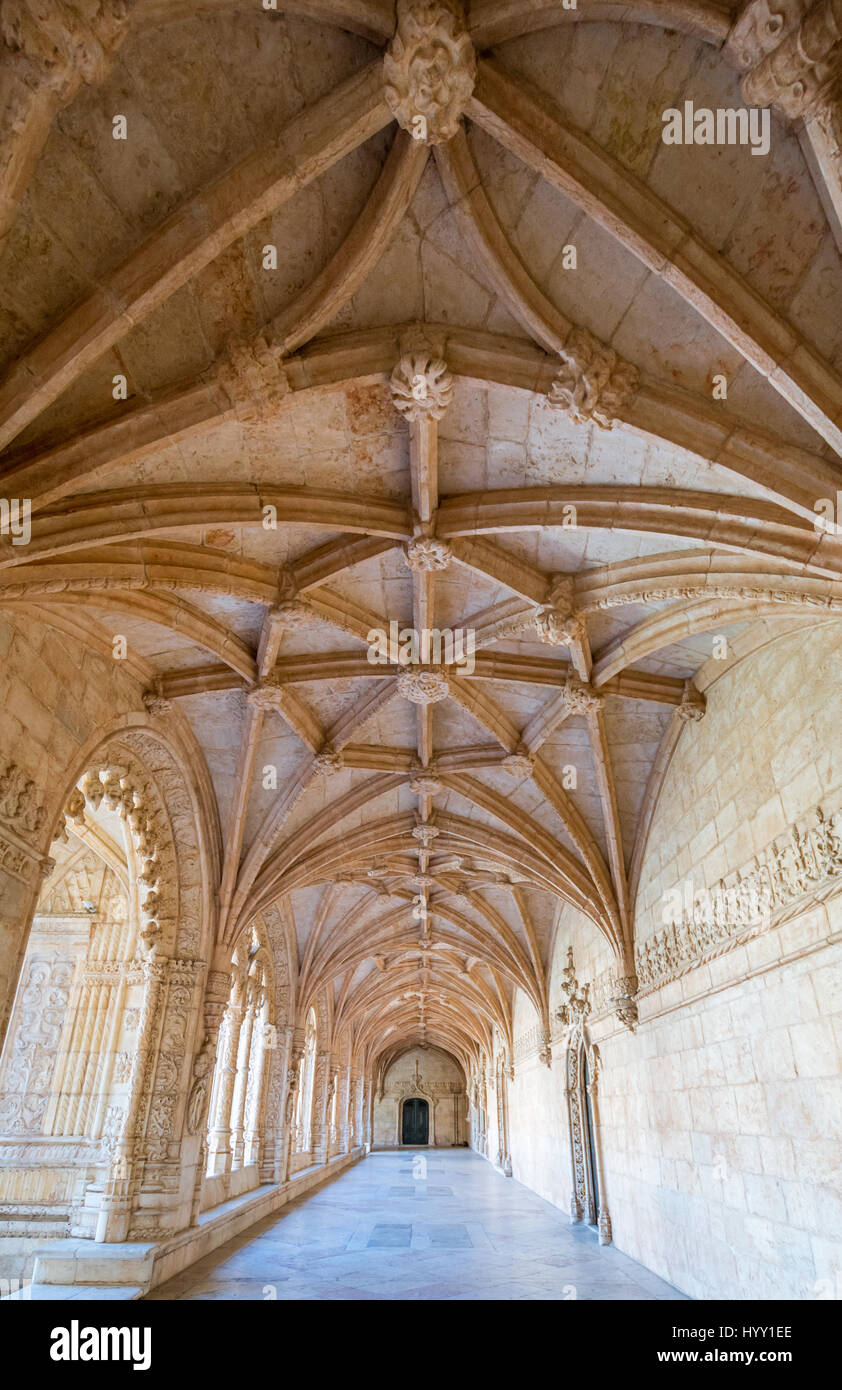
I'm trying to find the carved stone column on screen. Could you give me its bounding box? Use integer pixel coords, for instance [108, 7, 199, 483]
[311, 1050, 332, 1164]
[280, 1030, 304, 1182]
[187, 967, 232, 1223]
[586, 1053, 612, 1246]
[94, 954, 167, 1244]
[229, 992, 257, 1169]
[206, 998, 243, 1176]
[0, 765, 51, 1053]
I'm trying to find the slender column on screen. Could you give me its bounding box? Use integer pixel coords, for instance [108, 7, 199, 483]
[245, 1017, 273, 1171]
[206, 1000, 243, 1175]
[587, 1062, 612, 1246]
[188, 966, 232, 1223]
[229, 994, 256, 1169]
[280, 1030, 304, 1182]
[311, 1050, 332, 1164]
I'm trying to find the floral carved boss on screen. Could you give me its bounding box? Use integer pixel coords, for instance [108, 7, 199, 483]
[383, 0, 476, 146]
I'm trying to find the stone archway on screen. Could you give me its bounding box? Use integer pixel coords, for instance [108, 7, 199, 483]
[0, 727, 214, 1244]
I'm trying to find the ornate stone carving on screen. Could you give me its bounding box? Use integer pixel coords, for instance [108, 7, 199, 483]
[271, 599, 311, 631]
[390, 349, 454, 420]
[1, 0, 132, 98]
[186, 1037, 215, 1135]
[397, 668, 450, 703]
[0, 763, 46, 836]
[246, 677, 286, 712]
[0, 958, 74, 1134]
[383, 0, 476, 145]
[636, 802, 842, 996]
[534, 608, 588, 647]
[502, 749, 534, 780]
[593, 584, 842, 612]
[677, 680, 706, 722]
[726, 0, 802, 70]
[142, 688, 172, 717]
[412, 822, 439, 845]
[609, 976, 639, 1032]
[741, 0, 842, 117]
[548, 327, 639, 428]
[217, 334, 289, 421]
[555, 948, 591, 1029]
[563, 677, 604, 715]
[404, 535, 452, 570]
[313, 744, 344, 776]
[409, 763, 442, 796]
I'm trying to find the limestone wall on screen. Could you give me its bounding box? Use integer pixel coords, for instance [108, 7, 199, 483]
[503, 625, 842, 1299]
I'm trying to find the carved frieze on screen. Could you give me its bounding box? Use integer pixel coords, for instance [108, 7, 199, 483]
[636, 802, 842, 995]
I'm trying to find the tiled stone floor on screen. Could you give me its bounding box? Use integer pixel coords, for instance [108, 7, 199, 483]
[147, 1150, 687, 1301]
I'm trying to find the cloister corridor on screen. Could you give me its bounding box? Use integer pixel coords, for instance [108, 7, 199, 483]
[146, 1150, 684, 1302]
[2, 0, 842, 1318]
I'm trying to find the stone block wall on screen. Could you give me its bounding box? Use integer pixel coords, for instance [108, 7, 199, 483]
[503, 624, 842, 1299]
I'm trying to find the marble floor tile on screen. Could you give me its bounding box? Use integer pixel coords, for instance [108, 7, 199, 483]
[147, 1150, 688, 1302]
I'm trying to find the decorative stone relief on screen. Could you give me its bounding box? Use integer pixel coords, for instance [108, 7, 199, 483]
[1, 0, 132, 97]
[739, 0, 842, 117]
[313, 745, 344, 776]
[409, 764, 442, 796]
[0, 958, 74, 1134]
[547, 327, 639, 428]
[217, 334, 289, 421]
[726, 0, 803, 70]
[635, 802, 842, 995]
[677, 680, 707, 722]
[246, 677, 286, 712]
[609, 975, 639, 1033]
[142, 687, 172, 717]
[390, 348, 454, 420]
[0, 763, 47, 836]
[404, 535, 452, 570]
[397, 668, 450, 703]
[383, 0, 476, 145]
[271, 599, 311, 631]
[563, 677, 604, 715]
[555, 946, 591, 1029]
[502, 749, 534, 780]
[534, 608, 588, 647]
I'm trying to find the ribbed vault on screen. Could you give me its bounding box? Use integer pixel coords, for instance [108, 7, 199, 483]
[2, 0, 842, 1077]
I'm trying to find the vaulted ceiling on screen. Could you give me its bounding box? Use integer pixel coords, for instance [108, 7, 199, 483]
[3, 0, 842, 1071]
